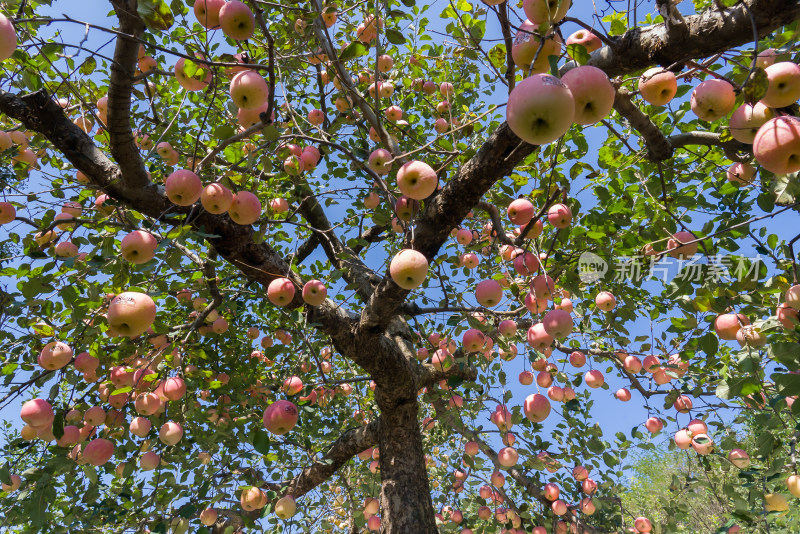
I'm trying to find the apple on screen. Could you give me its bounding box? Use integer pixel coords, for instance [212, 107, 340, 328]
[714, 313, 749, 340]
[497, 447, 518, 467]
[673, 395, 693, 412]
[368, 148, 393, 175]
[300, 146, 321, 170]
[13, 148, 37, 169]
[83, 438, 114, 466]
[240, 486, 267, 511]
[787, 474, 800, 497]
[138, 55, 157, 72]
[308, 109, 325, 126]
[200, 183, 233, 214]
[20, 398, 54, 428]
[135, 393, 162, 415]
[199, 508, 218, 526]
[634, 517, 652, 533]
[0, 131, 11, 150]
[547, 203, 572, 228]
[728, 448, 750, 468]
[527, 322, 554, 351]
[1, 474, 22, 492]
[237, 101, 270, 128]
[163, 377, 186, 401]
[726, 162, 756, 186]
[584, 370, 604, 388]
[166, 169, 203, 206]
[762, 62, 800, 108]
[511, 20, 563, 75]
[396, 160, 438, 200]
[107, 291, 157, 338]
[507, 74, 574, 145]
[645, 417, 663, 433]
[561, 66, 615, 125]
[174, 57, 212, 92]
[507, 198, 534, 225]
[263, 400, 299, 435]
[688, 79, 735, 123]
[615, 388, 631, 401]
[542, 309, 572, 338]
[474, 279, 502, 307]
[569, 351, 586, 368]
[764, 493, 788, 512]
[390, 249, 429, 289]
[74, 352, 98, 373]
[229, 191, 262, 225]
[363, 192, 380, 209]
[523, 0, 571, 25]
[756, 48, 781, 68]
[566, 30, 602, 54]
[121, 230, 158, 264]
[736, 325, 767, 347]
[302, 279, 327, 306]
[667, 230, 698, 259]
[159, 421, 183, 446]
[268, 277, 296, 306]
[638, 68, 677, 106]
[230, 70, 269, 110]
[219, 0, 255, 40]
[0, 13, 17, 61]
[194, 0, 224, 28]
[54, 241, 79, 258]
[130, 417, 152, 438]
[594, 291, 615, 311]
[530, 274, 555, 301]
[140, 451, 160, 471]
[729, 102, 773, 143]
[384, 105, 403, 122]
[39, 341, 73, 370]
[270, 197, 289, 214]
[753, 116, 800, 174]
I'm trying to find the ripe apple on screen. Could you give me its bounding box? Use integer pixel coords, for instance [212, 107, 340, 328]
[166, 169, 203, 206]
[728, 448, 750, 468]
[0, 474, 22, 492]
[616, 388, 631, 401]
[300, 146, 321, 170]
[690, 79, 735, 121]
[594, 291, 615, 311]
[368, 148, 393, 175]
[396, 160, 438, 200]
[130, 416, 152, 438]
[267, 277, 296, 306]
[263, 400, 299, 435]
[159, 421, 183, 446]
[39, 341, 73, 371]
[229, 191, 262, 225]
[194, 0, 224, 28]
[121, 230, 158, 264]
[140, 451, 160, 471]
[726, 162, 756, 186]
[230, 70, 269, 110]
[561, 66, 615, 125]
[174, 57, 212, 92]
[566, 30, 602, 54]
[753, 116, 800, 174]
[506, 74, 575, 145]
[163, 377, 186, 401]
[787, 474, 800, 497]
[54, 241, 79, 258]
[524, 393, 551, 422]
[302, 279, 327, 306]
[497, 447, 518, 467]
[667, 230, 698, 259]
[645, 416, 663, 433]
[199, 508, 218, 526]
[507, 198, 534, 225]
[475, 279, 502, 307]
[219, 0, 255, 40]
[634, 517, 652, 533]
[638, 68, 677, 106]
[547, 203, 572, 228]
[714, 313, 749, 340]
[0, 13, 17, 61]
[511, 20, 562, 75]
[584, 369, 604, 388]
[390, 249, 429, 289]
[20, 398, 54, 428]
[523, 0, 571, 25]
[542, 309, 573, 338]
[308, 108, 325, 126]
[107, 291, 157, 338]
[240, 486, 267, 511]
[729, 102, 773, 143]
[200, 183, 233, 214]
[762, 62, 800, 108]
[83, 438, 114, 466]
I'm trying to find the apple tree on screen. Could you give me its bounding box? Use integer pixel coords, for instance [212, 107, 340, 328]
[0, 0, 799, 532]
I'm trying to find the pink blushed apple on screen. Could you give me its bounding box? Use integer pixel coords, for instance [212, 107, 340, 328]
[20, 398, 54, 428]
[729, 102, 773, 144]
[166, 169, 203, 206]
[547, 203, 572, 228]
[726, 162, 757, 186]
[690, 79, 735, 121]
[219, 0, 255, 40]
[107, 291, 157, 338]
[263, 400, 299, 435]
[368, 148, 393, 175]
[762, 62, 800, 109]
[230, 70, 269, 110]
[561, 66, 615, 125]
[302, 279, 327, 306]
[389, 249, 429, 289]
[159, 421, 183, 446]
[542, 309, 573, 338]
[39, 341, 73, 371]
[714, 313, 749, 340]
[524, 393, 551, 422]
[201, 183, 233, 214]
[507, 74, 574, 145]
[595, 291, 616, 311]
[753, 116, 800, 174]
[0, 13, 17, 61]
[523, 0, 571, 25]
[229, 191, 262, 225]
[475, 279, 502, 307]
[194, 0, 225, 28]
[396, 160, 438, 200]
[566, 30, 602, 54]
[667, 230, 698, 259]
[121, 230, 158, 264]
[268, 277, 296, 306]
[638, 68, 677, 106]
[174, 57, 212, 92]
[511, 20, 562, 75]
[83, 438, 114, 466]
[507, 198, 534, 225]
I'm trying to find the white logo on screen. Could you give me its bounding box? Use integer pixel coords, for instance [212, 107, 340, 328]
[578, 252, 607, 283]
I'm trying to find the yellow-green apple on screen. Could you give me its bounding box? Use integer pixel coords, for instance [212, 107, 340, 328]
[787, 474, 800, 497]
[524, 393, 551, 422]
[174, 57, 212, 92]
[728, 448, 750, 468]
[121, 230, 158, 264]
[397, 160, 438, 200]
[159, 421, 183, 445]
[38, 341, 73, 370]
[240, 486, 267, 511]
[729, 102, 773, 143]
[690, 79, 735, 121]
[638, 68, 677, 106]
[230, 70, 269, 109]
[526, 322, 553, 350]
[368, 148, 393, 175]
[263, 400, 299, 435]
[714, 313, 749, 340]
[523, 0, 571, 25]
[595, 291, 615, 311]
[199, 508, 218, 526]
[475, 279, 502, 306]
[219, 0, 254, 40]
[566, 30, 601, 54]
[542, 309, 572, 338]
[753, 116, 800, 174]
[194, 0, 225, 28]
[511, 20, 562, 75]
[547, 203, 572, 228]
[107, 291, 157, 337]
[561, 66, 615, 125]
[506, 74, 575, 145]
[667, 230, 698, 259]
[201, 182, 233, 214]
[166, 169, 202, 206]
[0, 13, 17, 61]
[229, 191, 261, 225]
[267, 277, 295, 306]
[389, 249, 429, 289]
[302, 279, 327, 306]
[726, 162, 756, 185]
[762, 62, 800, 108]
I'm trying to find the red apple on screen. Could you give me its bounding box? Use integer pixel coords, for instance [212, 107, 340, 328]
[121, 230, 158, 264]
[302, 279, 327, 306]
[396, 160, 438, 200]
[524, 393, 551, 422]
[20, 398, 54, 428]
[159, 421, 183, 445]
[728, 448, 750, 468]
[511, 20, 562, 75]
[230, 70, 269, 110]
[174, 57, 212, 92]
[475, 279, 502, 307]
[229, 191, 261, 225]
[667, 230, 698, 259]
[166, 169, 203, 206]
[542, 309, 573, 338]
[762, 62, 800, 108]
[194, 0, 225, 28]
[83, 438, 114, 466]
[690, 79, 735, 121]
[201, 183, 233, 214]
[547, 203, 572, 228]
[507, 198, 534, 225]
[729, 102, 773, 143]
[0, 13, 17, 61]
[368, 148, 393, 175]
[726, 162, 756, 186]
[714, 313, 749, 340]
[566, 30, 602, 54]
[39, 341, 73, 371]
[263, 400, 299, 435]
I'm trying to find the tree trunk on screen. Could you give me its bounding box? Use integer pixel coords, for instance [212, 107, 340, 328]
[377, 397, 437, 534]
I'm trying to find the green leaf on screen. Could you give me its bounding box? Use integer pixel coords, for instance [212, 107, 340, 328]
[80, 57, 96, 76]
[137, 0, 174, 31]
[52, 410, 64, 440]
[742, 67, 769, 105]
[339, 42, 368, 62]
[548, 55, 560, 77]
[252, 429, 271, 455]
[214, 125, 236, 140]
[385, 29, 407, 45]
[566, 44, 590, 66]
[774, 372, 800, 396]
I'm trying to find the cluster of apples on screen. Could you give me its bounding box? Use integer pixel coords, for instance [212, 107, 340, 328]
[0, 127, 39, 173]
[193, 0, 255, 40]
[280, 143, 322, 176]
